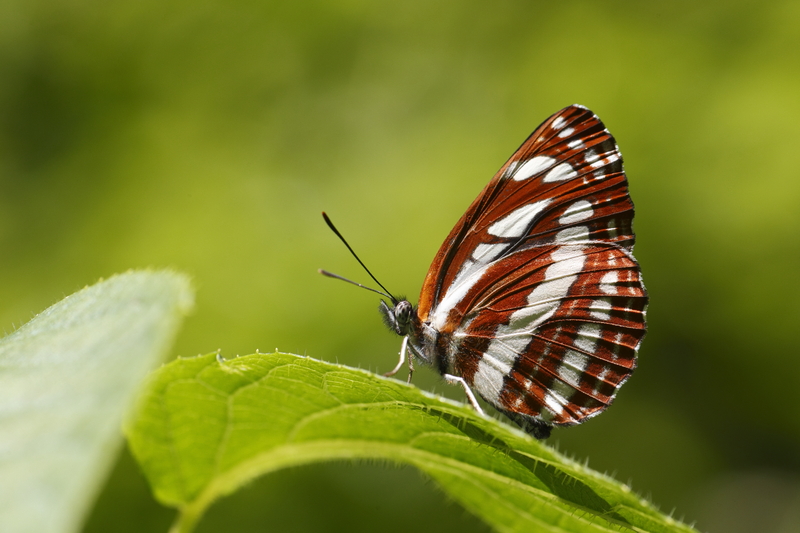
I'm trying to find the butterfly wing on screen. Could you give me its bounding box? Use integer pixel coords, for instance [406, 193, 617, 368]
[416, 104, 647, 429]
[445, 242, 646, 428]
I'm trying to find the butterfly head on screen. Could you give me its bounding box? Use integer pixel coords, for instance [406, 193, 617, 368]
[379, 299, 415, 337]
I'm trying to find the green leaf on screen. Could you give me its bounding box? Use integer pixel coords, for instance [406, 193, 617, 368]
[0, 270, 194, 533]
[128, 351, 697, 533]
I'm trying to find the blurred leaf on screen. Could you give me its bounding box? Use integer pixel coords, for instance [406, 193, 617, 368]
[128, 351, 696, 533]
[0, 270, 194, 533]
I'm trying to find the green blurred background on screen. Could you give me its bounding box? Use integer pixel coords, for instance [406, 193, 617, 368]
[2, 1, 799, 531]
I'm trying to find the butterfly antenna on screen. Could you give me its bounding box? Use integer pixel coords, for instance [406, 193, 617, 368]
[320, 212, 398, 303]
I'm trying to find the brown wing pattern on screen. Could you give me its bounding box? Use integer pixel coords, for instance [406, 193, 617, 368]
[415, 105, 647, 429]
[447, 243, 647, 426]
[417, 105, 635, 323]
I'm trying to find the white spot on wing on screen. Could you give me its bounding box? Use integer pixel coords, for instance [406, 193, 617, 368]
[543, 162, 577, 182]
[558, 127, 575, 138]
[472, 333, 531, 403]
[488, 200, 551, 238]
[552, 116, 566, 129]
[559, 200, 593, 224]
[472, 354, 511, 404]
[575, 323, 601, 353]
[565, 349, 590, 372]
[512, 156, 556, 181]
[550, 244, 585, 264]
[600, 271, 619, 294]
[431, 265, 485, 330]
[590, 298, 613, 321]
[556, 225, 589, 243]
[568, 139, 584, 150]
[591, 151, 620, 169]
[557, 349, 590, 388]
[471, 242, 506, 262]
[544, 392, 566, 417]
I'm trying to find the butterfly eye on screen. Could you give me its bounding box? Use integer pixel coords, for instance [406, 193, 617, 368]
[394, 300, 413, 333]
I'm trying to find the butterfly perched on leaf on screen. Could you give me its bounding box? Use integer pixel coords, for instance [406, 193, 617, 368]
[322, 104, 647, 439]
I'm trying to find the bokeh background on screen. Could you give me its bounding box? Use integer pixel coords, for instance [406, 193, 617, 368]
[2, 1, 800, 532]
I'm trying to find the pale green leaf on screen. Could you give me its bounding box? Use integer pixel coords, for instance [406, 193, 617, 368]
[128, 351, 697, 533]
[0, 271, 194, 533]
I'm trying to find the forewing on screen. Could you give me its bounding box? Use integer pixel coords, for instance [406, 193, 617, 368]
[447, 243, 647, 426]
[418, 105, 635, 324]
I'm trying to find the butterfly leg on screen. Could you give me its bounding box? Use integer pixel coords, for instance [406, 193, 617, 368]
[444, 374, 485, 415]
[405, 338, 415, 384]
[384, 336, 408, 378]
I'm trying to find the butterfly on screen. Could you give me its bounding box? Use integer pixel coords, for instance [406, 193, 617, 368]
[322, 104, 647, 439]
